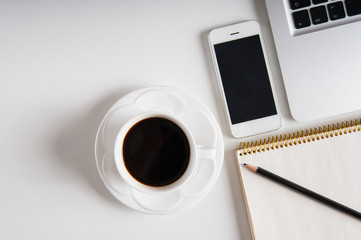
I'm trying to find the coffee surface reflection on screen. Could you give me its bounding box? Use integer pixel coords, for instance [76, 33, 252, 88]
[123, 117, 190, 187]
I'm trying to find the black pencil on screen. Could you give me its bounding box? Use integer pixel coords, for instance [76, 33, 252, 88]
[243, 163, 361, 220]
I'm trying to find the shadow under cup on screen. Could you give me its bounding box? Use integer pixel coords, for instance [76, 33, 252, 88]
[116, 115, 196, 192]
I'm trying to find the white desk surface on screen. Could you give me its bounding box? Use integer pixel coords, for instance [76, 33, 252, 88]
[1, 0, 360, 239]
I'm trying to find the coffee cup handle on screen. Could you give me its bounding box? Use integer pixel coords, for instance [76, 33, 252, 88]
[196, 146, 216, 160]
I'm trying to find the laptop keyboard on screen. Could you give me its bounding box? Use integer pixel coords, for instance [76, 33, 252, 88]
[287, 0, 361, 34]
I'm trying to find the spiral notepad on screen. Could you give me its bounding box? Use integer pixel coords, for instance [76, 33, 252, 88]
[236, 119, 361, 240]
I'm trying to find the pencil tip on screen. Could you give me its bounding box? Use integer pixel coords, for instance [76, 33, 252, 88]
[243, 163, 257, 172]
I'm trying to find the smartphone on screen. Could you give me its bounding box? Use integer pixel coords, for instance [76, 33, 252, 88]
[208, 21, 281, 138]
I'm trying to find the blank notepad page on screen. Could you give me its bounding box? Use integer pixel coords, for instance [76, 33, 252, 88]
[237, 128, 361, 240]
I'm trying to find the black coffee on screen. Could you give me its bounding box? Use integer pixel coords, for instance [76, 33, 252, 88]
[122, 117, 190, 187]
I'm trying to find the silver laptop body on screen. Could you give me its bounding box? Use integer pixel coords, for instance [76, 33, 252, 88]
[265, 0, 361, 121]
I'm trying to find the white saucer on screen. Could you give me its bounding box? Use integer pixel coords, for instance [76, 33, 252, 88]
[95, 87, 224, 214]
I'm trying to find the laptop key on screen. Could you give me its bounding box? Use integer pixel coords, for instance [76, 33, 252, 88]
[293, 10, 311, 28]
[289, 0, 311, 10]
[345, 0, 361, 16]
[310, 6, 328, 25]
[328, 2, 346, 21]
[312, 0, 328, 4]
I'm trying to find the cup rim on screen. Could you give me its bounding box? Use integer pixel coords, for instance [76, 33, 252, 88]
[114, 112, 197, 194]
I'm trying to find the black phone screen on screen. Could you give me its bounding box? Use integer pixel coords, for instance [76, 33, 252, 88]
[214, 35, 277, 124]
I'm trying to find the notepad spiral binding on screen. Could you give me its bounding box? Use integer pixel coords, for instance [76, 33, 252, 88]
[238, 119, 361, 156]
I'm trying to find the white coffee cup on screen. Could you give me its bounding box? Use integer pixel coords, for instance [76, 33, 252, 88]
[112, 111, 198, 195]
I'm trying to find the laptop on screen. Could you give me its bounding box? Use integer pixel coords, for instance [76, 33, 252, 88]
[265, 0, 361, 121]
